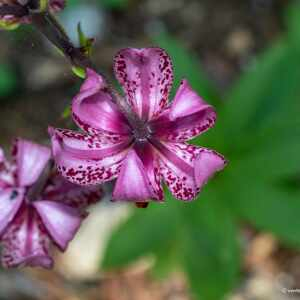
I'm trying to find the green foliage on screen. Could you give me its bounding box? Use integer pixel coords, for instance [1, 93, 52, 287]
[0, 64, 17, 98]
[103, 198, 182, 268]
[100, 0, 128, 10]
[102, 3, 300, 300]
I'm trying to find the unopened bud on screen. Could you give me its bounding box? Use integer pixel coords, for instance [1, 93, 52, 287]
[0, 0, 65, 30]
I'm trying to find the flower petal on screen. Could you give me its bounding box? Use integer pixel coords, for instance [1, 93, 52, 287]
[72, 69, 130, 140]
[0, 147, 4, 164]
[194, 149, 227, 188]
[1, 207, 53, 269]
[49, 127, 131, 185]
[0, 148, 15, 188]
[152, 140, 226, 200]
[0, 188, 24, 236]
[43, 174, 102, 213]
[33, 201, 82, 251]
[112, 149, 157, 202]
[152, 140, 199, 201]
[114, 48, 173, 121]
[152, 80, 216, 142]
[13, 139, 51, 187]
[49, 0, 65, 12]
[134, 144, 163, 201]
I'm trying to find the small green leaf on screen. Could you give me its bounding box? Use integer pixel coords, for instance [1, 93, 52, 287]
[72, 66, 86, 79]
[77, 22, 94, 57]
[62, 106, 71, 119]
[0, 20, 19, 31]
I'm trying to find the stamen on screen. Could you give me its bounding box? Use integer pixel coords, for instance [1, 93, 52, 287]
[10, 189, 19, 201]
[135, 202, 149, 208]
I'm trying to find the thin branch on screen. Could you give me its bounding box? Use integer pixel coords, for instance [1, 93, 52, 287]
[32, 12, 93, 69]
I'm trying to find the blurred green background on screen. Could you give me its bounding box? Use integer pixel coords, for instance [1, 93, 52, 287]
[1, 0, 300, 300]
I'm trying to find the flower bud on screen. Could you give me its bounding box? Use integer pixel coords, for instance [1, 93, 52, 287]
[0, 0, 65, 29]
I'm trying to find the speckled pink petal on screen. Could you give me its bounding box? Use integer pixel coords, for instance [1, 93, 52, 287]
[151, 140, 203, 201]
[0, 164, 15, 189]
[152, 80, 216, 142]
[112, 149, 156, 202]
[72, 69, 130, 139]
[1, 207, 53, 269]
[114, 48, 173, 121]
[43, 174, 102, 213]
[0, 147, 4, 163]
[49, 127, 131, 185]
[49, 0, 65, 12]
[135, 144, 163, 201]
[0, 188, 24, 236]
[13, 139, 51, 187]
[0, 147, 13, 188]
[33, 201, 82, 251]
[194, 148, 227, 189]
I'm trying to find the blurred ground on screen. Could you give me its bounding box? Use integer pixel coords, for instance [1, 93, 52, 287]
[0, 0, 299, 299]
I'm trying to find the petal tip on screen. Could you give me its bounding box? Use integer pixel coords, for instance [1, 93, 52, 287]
[194, 149, 227, 188]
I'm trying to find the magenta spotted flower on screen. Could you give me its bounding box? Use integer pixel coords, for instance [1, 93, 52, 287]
[50, 48, 226, 204]
[0, 0, 65, 28]
[0, 139, 101, 269]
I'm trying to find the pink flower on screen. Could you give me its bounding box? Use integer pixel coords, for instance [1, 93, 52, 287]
[0, 0, 65, 28]
[50, 48, 227, 204]
[0, 138, 101, 269]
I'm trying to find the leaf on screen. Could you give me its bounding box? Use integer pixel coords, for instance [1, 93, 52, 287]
[102, 201, 181, 269]
[230, 125, 300, 181]
[152, 32, 220, 106]
[225, 174, 300, 248]
[77, 22, 94, 57]
[221, 41, 300, 144]
[100, 0, 128, 10]
[181, 187, 240, 300]
[285, 2, 300, 50]
[72, 66, 86, 79]
[0, 64, 17, 97]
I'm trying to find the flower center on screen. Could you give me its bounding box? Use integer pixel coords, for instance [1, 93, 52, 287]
[10, 189, 19, 200]
[132, 123, 153, 143]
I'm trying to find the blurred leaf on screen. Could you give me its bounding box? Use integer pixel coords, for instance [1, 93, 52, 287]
[182, 188, 240, 300]
[100, 0, 128, 10]
[221, 41, 300, 146]
[225, 174, 300, 248]
[0, 64, 17, 97]
[104, 188, 240, 300]
[152, 32, 220, 106]
[103, 201, 181, 268]
[231, 126, 300, 181]
[285, 2, 300, 50]
[65, 0, 80, 7]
